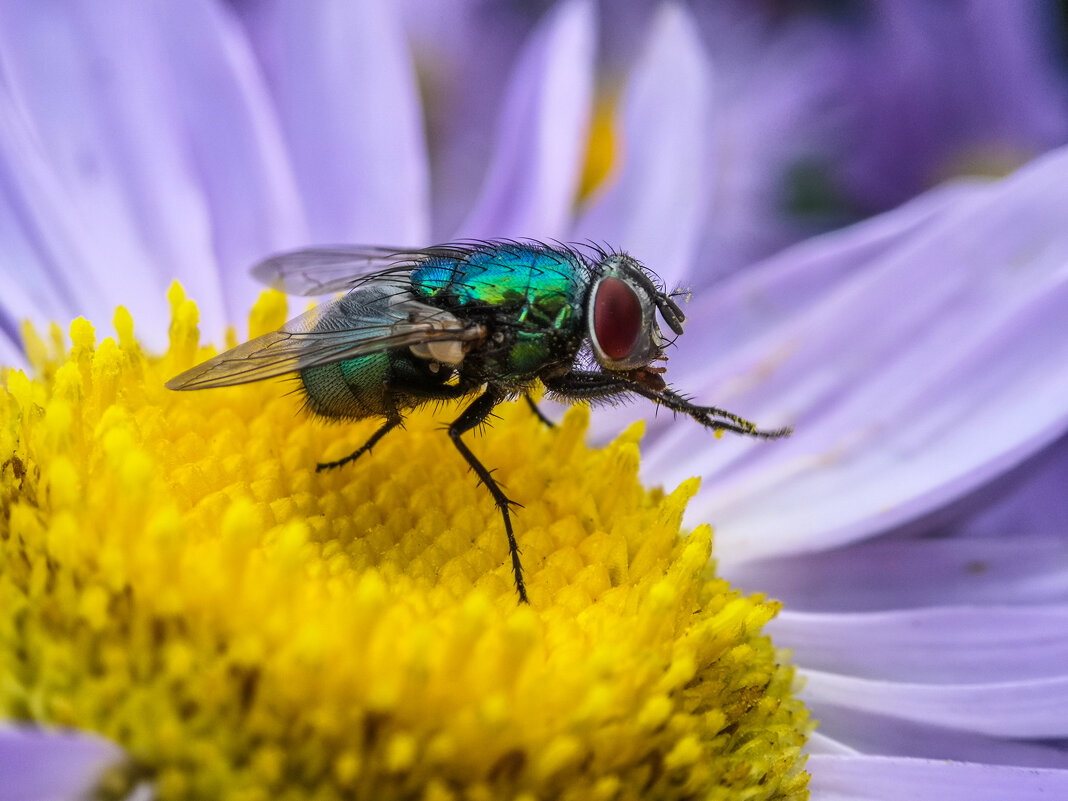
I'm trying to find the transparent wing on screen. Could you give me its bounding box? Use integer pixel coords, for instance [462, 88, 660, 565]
[167, 289, 485, 390]
[251, 244, 473, 296]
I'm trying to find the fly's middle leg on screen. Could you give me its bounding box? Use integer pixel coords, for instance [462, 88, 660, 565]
[448, 387, 529, 604]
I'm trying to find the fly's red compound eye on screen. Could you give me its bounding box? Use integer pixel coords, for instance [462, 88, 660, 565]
[593, 276, 643, 360]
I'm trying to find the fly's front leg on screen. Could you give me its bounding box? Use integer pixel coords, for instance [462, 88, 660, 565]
[637, 385, 792, 439]
[523, 393, 555, 427]
[542, 370, 634, 405]
[449, 387, 529, 604]
[546, 370, 791, 439]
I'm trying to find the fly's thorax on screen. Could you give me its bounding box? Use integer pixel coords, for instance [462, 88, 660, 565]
[407, 244, 590, 382]
[410, 248, 586, 333]
[454, 323, 583, 385]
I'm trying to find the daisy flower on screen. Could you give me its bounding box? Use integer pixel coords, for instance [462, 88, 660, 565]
[2, 2, 1068, 799]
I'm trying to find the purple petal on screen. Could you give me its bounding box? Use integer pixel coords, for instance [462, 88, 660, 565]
[457, 0, 595, 241]
[0, 726, 123, 801]
[835, 1, 1068, 212]
[727, 536, 1068, 612]
[801, 669, 1068, 738]
[808, 755, 1068, 801]
[0, 334, 21, 369]
[684, 180, 983, 360]
[399, 3, 538, 239]
[236, 0, 429, 244]
[806, 732, 857, 756]
[134, 1, 305, 327]
[683, 2, 1068, 274]
[573, 2, 712, 290]
[0, 185, 69, 367]
[811, 706, 1068, 769]
[692, 6, 856, 277]
[0, 19, 168, 346]
[0, 83, 103, 340]
[0, 1, 304, 346]
[937, 430, 1068, 542]
[639, 146, 1068, 565]
[773, 607, 1068, 683]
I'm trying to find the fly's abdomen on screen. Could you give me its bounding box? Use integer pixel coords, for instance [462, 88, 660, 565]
[300, 353, 389, 420]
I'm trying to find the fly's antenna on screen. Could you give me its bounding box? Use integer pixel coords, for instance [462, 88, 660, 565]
[656, 289, 686, 335]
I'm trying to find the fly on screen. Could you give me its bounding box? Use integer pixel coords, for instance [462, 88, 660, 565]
[167, 240, 791, 603]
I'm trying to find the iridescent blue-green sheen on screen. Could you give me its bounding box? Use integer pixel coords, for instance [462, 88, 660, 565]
[412, 248, 584, 322]
[412, 246, 588, 377]
[301, 353, 390, 419]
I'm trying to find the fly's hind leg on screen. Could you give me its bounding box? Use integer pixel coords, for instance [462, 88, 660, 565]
[449, 387, 529, 604]
[316, 414, 403, 472]
[317, 381, 474, 471]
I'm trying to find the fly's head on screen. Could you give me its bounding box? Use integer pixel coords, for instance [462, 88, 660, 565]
[586, 254, 685, 392]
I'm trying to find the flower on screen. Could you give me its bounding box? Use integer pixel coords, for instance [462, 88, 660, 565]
[2, 1, 1068, 799]
[0, 289, 809, 798]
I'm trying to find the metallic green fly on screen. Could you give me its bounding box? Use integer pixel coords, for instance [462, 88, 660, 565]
[168, 240, 791, 602]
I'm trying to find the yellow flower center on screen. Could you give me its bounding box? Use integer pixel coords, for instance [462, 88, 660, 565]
[577, 89, 620, 203]
[0, 285, 810, 800]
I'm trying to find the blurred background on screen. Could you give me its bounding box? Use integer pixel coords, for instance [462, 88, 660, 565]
[397, 0, 1068, 273]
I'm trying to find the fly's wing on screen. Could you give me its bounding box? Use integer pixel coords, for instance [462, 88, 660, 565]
[251, 244, 475, 296]
[166, 288, 485, 390]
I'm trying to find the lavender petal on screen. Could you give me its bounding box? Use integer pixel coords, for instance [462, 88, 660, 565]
[834, 1, 1068, 212]
[584, 178, 984, 444]
[811, 706, 1068, 769]
[0, 726, 123, 801]
[802, 669, 1068, 738]
[727, 535, 1068, 611]
[573, 2, 712, 290]
[236, 0, 430, 244]
[935, 430, 1068, 542]
[809, 755, 1068, 801]
[457, 0, 594, 241]
[0, 2, 306, 346]
[639, 146, 1068, 565]
[773, 606, 1068, 683]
